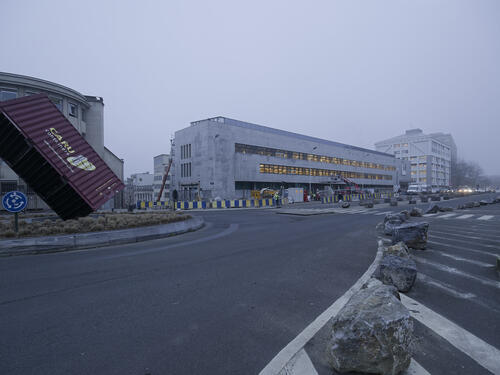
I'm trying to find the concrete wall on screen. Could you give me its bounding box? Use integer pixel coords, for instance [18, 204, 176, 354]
[84, 97, 105, 158]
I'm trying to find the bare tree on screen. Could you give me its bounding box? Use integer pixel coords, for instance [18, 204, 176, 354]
[452, 159, 489, 188]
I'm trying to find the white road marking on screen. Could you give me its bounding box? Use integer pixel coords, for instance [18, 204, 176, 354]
[428, 240, 498, 258]
[404, 359, 431, 375]
[374, 211, 393, 216]
[423, 213, 439, 217]
[278, 349, 318, 375]
[417, 273, 475, 299]
[438, 213, 458, 219]
[412, 256, 500, 289]
[259, 242, 384, 375]
[430, 234, 500, 249]
[456, 214, 474, 219]
[425, 250, 492, 267]
[430, 230, 500, 242]
[477, 215, 494, 221]
[401, 295, 500, 375]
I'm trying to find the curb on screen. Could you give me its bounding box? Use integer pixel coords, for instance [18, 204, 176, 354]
[0, 216, 204, 257]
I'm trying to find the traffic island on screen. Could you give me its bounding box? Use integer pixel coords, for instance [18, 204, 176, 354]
[0, 215, 203, 256]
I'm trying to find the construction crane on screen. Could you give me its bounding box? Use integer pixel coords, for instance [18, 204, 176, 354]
[156, 158, 173, 202]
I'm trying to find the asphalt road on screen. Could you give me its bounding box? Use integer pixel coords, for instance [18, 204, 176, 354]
[1, 206, 382, 375]
[1, 193, 498, 375]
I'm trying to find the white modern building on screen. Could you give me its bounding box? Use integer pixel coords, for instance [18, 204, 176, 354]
[153, 154, 171, 202]
[375, 129, 455, 191]
[0, 71, 124, 209]
[173, 117, 410, 200]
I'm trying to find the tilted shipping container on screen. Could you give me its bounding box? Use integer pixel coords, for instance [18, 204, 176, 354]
[0, 94, 124, 219]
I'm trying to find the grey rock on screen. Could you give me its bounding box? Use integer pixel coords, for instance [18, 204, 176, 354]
[409, 199, 417, 204]
[409, 207, 423, 217]
[384, 221, 401, 236]
[457, 204, 465, 210]
[431, 196, 441, 201]
[465, 201, 475, 208]
[390, 200, 398, 206]
[383, 241, 410, 258]
[384, 198, 391, 203]
[341, 201, 350, 208]
[438, 206, 453, 212]
[480, 200, 488, 206]
[366, 202, 374, 208]
[420, 196, 429, 203]
[396, 197, 403, 201]
[473, 201, 481, 207]
[328, 283, 413, 375]
[384, 213, 406, 224]
[425, 204, 440, 214]
[399, 210, 410, 220]
[443, 196, 450, 200]
[392, 222, 429, 250]
[379, 255, 417, 292]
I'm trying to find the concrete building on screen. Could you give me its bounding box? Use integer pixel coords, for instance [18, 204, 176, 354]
[125, 172, 154, 205]
[153, 154, 171, 202]
[0, 72, 124, 209]
[375, 129, 454, 191]
[173, 117, 410, 200]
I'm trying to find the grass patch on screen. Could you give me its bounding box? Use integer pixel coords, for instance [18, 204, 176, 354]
[0, 212, 191, 239]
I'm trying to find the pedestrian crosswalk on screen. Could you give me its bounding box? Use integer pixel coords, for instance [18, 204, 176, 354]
[329, 208, 497, 221]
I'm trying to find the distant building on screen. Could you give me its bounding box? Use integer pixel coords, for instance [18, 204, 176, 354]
[0, 71, 124, 209]
[125, 172, 154, 205]
[375, 129, 455, 190]
[173, 116, 410, 200]
[153, 154, 171, 202]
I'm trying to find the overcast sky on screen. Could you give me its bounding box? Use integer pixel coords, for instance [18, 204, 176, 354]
[2, 0, 499, 176]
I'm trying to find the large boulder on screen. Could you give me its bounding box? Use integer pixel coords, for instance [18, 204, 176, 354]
[378, 255, 417, 292]
[480, 200, 488, 206]
[384, 213, 407, 224]
[328, 281, 413, 375]
[399, 210, 410, 220]
[420, 196, 429, 203]
[473, 201, 481, 207]
[389, 200, 398, 206]
[438, 206, 453, 212]
[392, 222, 429, 250]
[366, 202, 374, 208]
[409, 207, 423, 217]
[465, 201, 475, 209]
[341, 201, 350, 208]
[425, 204, 440, 214]
[384, 241, 410, 258]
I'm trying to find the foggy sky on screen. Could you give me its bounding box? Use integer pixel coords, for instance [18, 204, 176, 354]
[1, 0, 499, 177]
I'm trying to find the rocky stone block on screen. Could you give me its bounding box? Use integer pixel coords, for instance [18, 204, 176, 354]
[430, 196, 441, 201]
[480, 200, 488, 206]
[420, 196, 429, 203]
[379, 255, 417, 292]
[465, 202, 475, 208]
[383, 241, 410, 258]
[425, 204, 440, 214]
[438, 206, 453, 212]
[327, 282, 413, 375]
[409, 199, 417, 204]
[341, 201, 350, 208]
[390, 200, 398, 206]
[473, 201, 481, 207]
[392, 222, 429, 250]
[409, 207, 423, 217]
[366, 202, 374, 208]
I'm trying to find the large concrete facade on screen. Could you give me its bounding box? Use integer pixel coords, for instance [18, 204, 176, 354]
[375, 129, 454, 190]
[0, 72, 124, 209]
[173, 117, 409, 200]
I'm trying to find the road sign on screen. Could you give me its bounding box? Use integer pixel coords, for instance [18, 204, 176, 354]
[2, 191, 28, 213]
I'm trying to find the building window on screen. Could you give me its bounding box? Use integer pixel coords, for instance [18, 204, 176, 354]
[49, 97, 63, 112]
[68, 102, 78, 118]
[0, 89, 17, 101]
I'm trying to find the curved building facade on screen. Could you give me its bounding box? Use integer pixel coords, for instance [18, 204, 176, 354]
[0, 72, 124, 210]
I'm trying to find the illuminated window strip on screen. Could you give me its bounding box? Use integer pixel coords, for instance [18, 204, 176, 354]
[259, 164, 392, 181]
[236, 143, 396, 171]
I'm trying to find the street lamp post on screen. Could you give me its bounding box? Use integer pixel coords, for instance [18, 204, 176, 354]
[309, 146, 317, 199]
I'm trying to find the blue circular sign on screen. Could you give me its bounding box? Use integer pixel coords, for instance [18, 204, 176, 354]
[2, 191, 28, 213]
